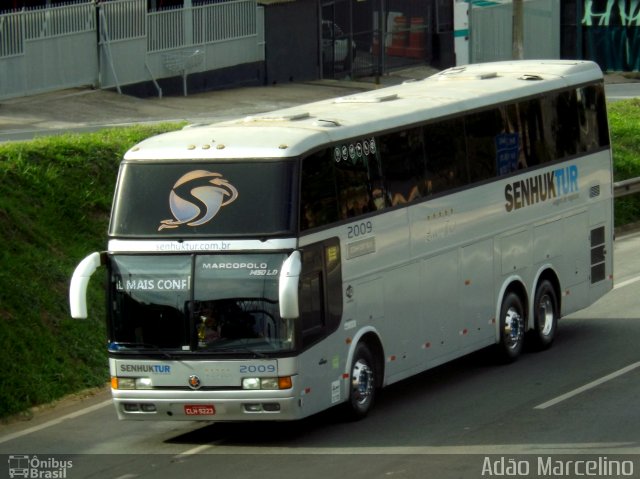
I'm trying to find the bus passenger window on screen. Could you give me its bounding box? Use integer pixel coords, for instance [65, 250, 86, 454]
[334, 138, 385, 219]
[577, 85, 609, 152]
[378, 127, 426, 205]
[423, 118, 467, 194]
[516, 98, 551, 167]
[300, 150, 339, 230]
[495, 104, 525, 174]
[465, 109, 501, 183]
[593, 85, 610, 148]
[553, 90, 580, 158]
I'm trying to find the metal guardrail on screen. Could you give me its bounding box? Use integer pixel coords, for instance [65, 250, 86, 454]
[614, 177, 640, 198]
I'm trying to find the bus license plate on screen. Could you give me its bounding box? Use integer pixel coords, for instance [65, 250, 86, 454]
[184, 405, 215, 416]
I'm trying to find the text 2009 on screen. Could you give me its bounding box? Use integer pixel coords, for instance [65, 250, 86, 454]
[239, 364, 276, 374]
[348, 221, 373, 239]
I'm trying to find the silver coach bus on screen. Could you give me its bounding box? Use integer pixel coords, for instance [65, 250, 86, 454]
[70, 60, 613, 421]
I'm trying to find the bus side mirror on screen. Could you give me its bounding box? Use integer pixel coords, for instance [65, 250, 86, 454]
[69, 252, 103, 319]
[279, 250, 301, 319]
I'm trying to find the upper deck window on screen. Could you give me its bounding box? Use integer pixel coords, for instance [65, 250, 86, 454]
[298, 84, 610, 233]
[109, 160, 298, 238]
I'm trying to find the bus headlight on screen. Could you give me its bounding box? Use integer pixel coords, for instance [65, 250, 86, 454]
[259, 378, 279, 390]
[135, 377, 153, 389]
[242, 378, 261, 390]
[111, 377, 152, 390]
[113, 377, 135, 390]
[241, 376, 292, 390]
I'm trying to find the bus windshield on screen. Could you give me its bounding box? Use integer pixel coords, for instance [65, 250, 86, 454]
[109, 161, 298, 238]
[107, 253, 295, 355]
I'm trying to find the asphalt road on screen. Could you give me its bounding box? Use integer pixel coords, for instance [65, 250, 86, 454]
[1, 231, 639, 479]
[606, 82, 640, 102]
[0, 72, 637, 143]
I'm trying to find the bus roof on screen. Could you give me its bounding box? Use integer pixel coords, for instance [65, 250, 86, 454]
[124, 60, 604, 162]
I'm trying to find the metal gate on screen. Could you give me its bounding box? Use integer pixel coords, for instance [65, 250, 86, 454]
[0, 0, 264, 100]
[469, 0, 560, 63]
[0, 1, 98, 100]
[320, 0, 433, 80]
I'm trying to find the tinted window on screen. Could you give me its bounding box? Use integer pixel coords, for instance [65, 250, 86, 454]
[465, 109, 501, 182]
[334, 138, 385, 219]
[424, 118, 468, 193]
[298, 238, 342, 349]
[514, 98, 552, 167]
[552, 90, 581, 158]
[300, 138, 384, 231]
[577, 85, 610, 150]
[378, 126, 426, 205]
[109, 255, 192, 350]
[108, 253, 296, 354]
[109, 161, 297, 238]
[300, 150, 339, 230]
[299, 84, 609, 232]
[193, 253, 292, 352]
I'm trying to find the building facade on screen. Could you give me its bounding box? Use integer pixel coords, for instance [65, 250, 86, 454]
[0, 0, 638, 99]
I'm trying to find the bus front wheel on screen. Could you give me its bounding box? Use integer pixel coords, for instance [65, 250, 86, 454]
[497, 291, 525, 362]
[346, 342, 376, 420]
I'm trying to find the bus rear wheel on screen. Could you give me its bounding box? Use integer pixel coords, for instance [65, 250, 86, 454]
[497, 291, 525, 362]
[345, 342, 376, 420]
[529, 280, 558, 350]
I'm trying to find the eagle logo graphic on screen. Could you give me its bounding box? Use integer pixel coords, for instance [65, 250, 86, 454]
[158, 170, 238, 231]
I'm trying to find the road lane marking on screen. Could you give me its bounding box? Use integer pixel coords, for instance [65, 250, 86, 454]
[534, 361, 640, 410]
[175, 443, 216, 456]
[170, 442, 639, 454]
[0, 399, 112, 444]
[614, 274, 640, 290]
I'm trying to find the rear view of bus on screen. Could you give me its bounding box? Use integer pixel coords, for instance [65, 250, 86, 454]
[70, 60, 614, 422]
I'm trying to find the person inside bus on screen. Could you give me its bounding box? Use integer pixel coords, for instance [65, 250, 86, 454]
[198, 307, 222, 346]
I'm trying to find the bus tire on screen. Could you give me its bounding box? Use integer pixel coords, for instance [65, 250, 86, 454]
[497, 291, 525, 363]
[345, 342, 376, 420]
[529, 279, 558, 350]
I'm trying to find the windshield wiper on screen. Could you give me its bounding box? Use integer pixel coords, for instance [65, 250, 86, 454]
[108, 342, 175, 359]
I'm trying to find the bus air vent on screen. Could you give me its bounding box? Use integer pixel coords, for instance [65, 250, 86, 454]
[519, 74, 544, 81]
[334, 93, 399, 104]
[590, 185, 601, 198]
[244, 111, 311, 122]
[435, 68, 497, 81]
[477, 71, 498, 80]
[313, 119, 341, 127]
[590, 226, 606, 284]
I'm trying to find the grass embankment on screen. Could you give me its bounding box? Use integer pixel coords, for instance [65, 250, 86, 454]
[0, 100, 639, 421]
[0, 124, 182, 419]
[609, 99, 640, 224]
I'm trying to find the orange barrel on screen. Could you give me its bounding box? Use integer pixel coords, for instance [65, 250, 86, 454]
[386, 16, 408, 57]
[405, 17, 426, 59]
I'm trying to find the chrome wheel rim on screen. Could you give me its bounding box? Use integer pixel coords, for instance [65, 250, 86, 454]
[538, 294, 555, 336]
[351, 359, 374, 406]
[503, 307, 524, 351]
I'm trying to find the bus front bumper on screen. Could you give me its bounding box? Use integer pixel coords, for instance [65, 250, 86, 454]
[111, 391, 303, 421]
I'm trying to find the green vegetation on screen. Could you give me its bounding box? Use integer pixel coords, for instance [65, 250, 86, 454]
[0, 99, 639, 421]
[0, 124, 182, 419]
[608, 99, 640, 225]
